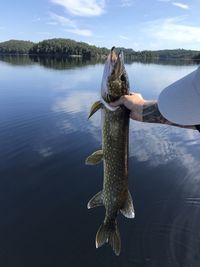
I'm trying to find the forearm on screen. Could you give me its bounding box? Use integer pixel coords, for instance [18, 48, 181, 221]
[142, 101, 196, 130]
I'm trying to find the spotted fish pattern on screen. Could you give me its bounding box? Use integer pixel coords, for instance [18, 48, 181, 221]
[86, 47, 135, 256]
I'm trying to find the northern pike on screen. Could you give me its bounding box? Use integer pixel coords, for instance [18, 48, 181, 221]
[86, 47, 135, 256]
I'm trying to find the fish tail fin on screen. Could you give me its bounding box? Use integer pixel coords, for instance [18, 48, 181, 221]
[95, 221, 121, 256]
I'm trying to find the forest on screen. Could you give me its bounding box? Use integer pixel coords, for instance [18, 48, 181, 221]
[0, 39, 108, 58]
[0, 38, 200, 61]
[0, 40, 34, 54]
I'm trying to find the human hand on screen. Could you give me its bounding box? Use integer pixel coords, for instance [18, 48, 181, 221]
[110, 93, 145, 121]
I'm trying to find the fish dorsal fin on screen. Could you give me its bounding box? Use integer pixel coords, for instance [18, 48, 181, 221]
[85, 150, 103, 165]
[87, 191, 103, 209]
[120, 190, 135, 218]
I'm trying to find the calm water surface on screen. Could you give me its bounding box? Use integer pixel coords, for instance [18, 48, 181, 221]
[0, 56, 200, 267]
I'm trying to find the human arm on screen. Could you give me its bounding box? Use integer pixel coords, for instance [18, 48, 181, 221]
[110, 93, 197, 130]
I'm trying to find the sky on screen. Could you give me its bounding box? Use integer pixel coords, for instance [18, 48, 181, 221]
[0, 0, 200, 50]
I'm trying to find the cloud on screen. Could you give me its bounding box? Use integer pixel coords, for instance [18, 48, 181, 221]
[158, 0, 189, 9]
[47, 21, 58, 25]
[49, 12, 92, 36]
[119, 35, 130, 40]
[49, 12, 76, 27]
[33, 16, 41, 22]
[143, 17, 200, 48]
[172, 2, 189, 9]
[36, 31, 52, 35]
[120, 0, 134, 7]
[65, 28, 92, 36]
[51, 0, 105, 16]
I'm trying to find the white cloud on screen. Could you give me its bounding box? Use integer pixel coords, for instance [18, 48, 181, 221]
[33, 16, 41, 22]
[65, 28, 92, 36]
[36, 31, 52, 35]
[49, 12, 76, 27]
[120, 0, 134, 7]
[143, 17, 200, 48]
[51, 0, 105, 16]
[172, 2, 189, 9]
[158, 0, 189, 10]
[119, 35, 130, 40]
[49, 12, 92, 36]
[47, 21, 58, 25]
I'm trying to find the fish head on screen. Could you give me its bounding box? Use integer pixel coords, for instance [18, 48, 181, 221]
[101, 47, 129, 102]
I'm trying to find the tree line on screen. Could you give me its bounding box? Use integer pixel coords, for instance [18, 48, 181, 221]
[0, 39, 108, 59]
[0, 38, 200, 60]
[0, 40, 34, 54]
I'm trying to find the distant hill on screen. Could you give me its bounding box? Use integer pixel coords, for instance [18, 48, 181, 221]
[29, 38, 109, 58]
[117, 47, 200, 60]
[0, 40, 34, 54]
[0, 38, 200, 61]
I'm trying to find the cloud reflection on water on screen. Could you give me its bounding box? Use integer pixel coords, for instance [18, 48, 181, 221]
[130, 121, 200, 189]
[52, 86, 200, 184]
[51, 62, 200, 190]
[130, 122, 200, 164]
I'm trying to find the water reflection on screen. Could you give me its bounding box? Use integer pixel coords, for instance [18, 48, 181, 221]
[0, 57, 200, 266]
[0, 54, 34, 66]
[130, 122, 200, 167]
[125, 57, 200, 66]
[0, 55, 103, 69]
[0, 55, 199, 69]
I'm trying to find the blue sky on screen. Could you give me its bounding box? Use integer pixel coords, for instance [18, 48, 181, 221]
[0, 0, 200, 50]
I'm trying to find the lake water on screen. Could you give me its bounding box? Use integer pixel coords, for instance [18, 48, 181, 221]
[0, 55, 200, 267]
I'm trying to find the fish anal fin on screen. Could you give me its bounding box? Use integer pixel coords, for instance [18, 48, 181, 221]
[120, 190, 135, 218]
[85, 150, 103, 165]
[87, 191, 103, 209]
[88, 100, 102, 119]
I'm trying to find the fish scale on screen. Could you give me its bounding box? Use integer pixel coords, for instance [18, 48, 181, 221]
[86, 47, 135, 256]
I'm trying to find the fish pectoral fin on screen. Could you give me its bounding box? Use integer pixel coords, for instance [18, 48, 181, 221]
[88, 100, 102, 119]
[85, 150, 103, 165]
[120, 190, 135, 218]
[87, 191, 103, 209]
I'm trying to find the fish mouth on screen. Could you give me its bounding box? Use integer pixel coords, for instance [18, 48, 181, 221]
[110, 47, 124, 80]
[101, 47, 129, 102]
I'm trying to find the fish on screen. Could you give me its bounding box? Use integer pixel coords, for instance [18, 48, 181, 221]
[86, 47, 135, 256]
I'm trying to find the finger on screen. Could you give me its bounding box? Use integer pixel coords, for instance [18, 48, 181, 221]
[137, 93, 143, 99]
[110, 96, 125, 107]
[132, 92, 143, 99]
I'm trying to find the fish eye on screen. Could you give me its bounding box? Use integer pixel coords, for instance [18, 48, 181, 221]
[120, 74, 126, 81]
